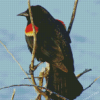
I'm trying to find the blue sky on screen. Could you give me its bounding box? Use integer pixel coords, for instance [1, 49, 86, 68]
[0, 0, 100, 100]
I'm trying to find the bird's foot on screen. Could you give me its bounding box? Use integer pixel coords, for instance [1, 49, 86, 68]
[29, 62, 43, 75]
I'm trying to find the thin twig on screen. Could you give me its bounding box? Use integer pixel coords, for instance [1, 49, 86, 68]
[0, 40, 32, 84]
[28, 0, 36, 67]
[35, 95, 41, 100]
[76, 69, 92, 78]
[31, 62, 43, 71]
[83, 76, 100, 91]
[36, 64, 50, 100]
[11, 89, 16, 100]
[37, 68, 44, 100]
[24, 77, 43, 79]
[28, 0, 48, 98]
[67, 0, 78, 34]
[0, 84, 68, 100]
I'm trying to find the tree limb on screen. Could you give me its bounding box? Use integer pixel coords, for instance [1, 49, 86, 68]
[28, 0, 48, 98]
[83, 76, 100, 91]
[76, 69, 92, 78]
[11, 89, 16, 100]
[0, 84, 68, 100]
[67, 0, 79, 34]
[0, 40, 32, 84]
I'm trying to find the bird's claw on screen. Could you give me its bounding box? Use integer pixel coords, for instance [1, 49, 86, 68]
[29, 65, 33, 75]
[29, 64, 39, 75]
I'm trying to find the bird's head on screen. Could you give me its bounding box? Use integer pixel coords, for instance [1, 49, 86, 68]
[17, 5, 54, 27]
[17, 5, 55, 36]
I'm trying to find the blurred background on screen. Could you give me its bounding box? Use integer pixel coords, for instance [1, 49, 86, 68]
[0, 0, 100, 100]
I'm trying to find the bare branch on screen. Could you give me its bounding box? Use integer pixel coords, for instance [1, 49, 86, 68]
[0, 84, 68, 100]
[24, 77, 43, 79]
[11, 89, 16, 100]
[28, 0, 36, 67]
[0, 40, 32, 84]
[67, 0, 79, 34]
[31, 62, 43, 71]
[28, 0, 48, 98]
[76, 69, 92, 78]
[36, 64, 50, 100]
[84, 76, 100, 91]
[37, 68, 44, 100]
[35, 94, 41, 100]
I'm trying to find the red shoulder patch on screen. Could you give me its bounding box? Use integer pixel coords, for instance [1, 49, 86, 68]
[25, 23, 38, 36]
[56, 19, 66, 29]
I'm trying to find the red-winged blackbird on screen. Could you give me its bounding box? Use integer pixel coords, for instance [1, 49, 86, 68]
[18, 5, 83, 100]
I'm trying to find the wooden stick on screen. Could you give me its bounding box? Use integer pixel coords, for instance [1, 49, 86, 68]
[0, 40, 32, 84]
[84, 76, 100, 91]
[28, 0, 48, 98]
[76, 69, 92, 78]
[0, 84, 68, 100]
[67, 0, 79, 34]
[11, 89, 16, 100]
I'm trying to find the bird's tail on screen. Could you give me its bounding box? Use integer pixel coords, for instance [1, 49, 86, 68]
[47, 65, 83, 100]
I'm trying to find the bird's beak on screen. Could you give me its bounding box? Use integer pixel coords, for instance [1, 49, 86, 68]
[17, 12, 29, 16]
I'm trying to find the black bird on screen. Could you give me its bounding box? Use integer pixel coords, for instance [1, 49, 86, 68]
[18, 5, 83, 100]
